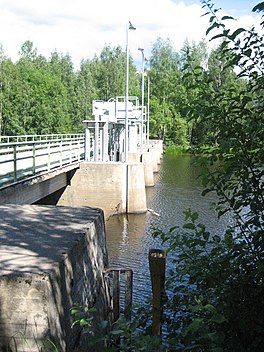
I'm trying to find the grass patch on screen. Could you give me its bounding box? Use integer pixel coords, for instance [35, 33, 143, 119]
[164, 144, 190, 155]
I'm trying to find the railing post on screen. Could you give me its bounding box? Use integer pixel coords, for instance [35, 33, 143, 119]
[70, 140, 72, 164]
[47, 143, 51, 171]
[60, 140, 63, 167]
[32, 143, 36, 175]
[13, 145, 17, 182]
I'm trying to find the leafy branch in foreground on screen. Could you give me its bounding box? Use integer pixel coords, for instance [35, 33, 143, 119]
[164, 1, 264, 350]
[70, 304, 163, 352]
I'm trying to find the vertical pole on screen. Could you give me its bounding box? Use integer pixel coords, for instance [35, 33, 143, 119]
[124, 270, 133, 320]
[141, 53, 144, 154]
[13, 145, 17, 182]
[60, 140, 63, 167]
[84, 125, 90, 161]
[125, 25, 129, 163]
[102, 121, 108, 161]
[47, 143, 51, 171]
[148, 249, 166, 335]
[138, 48, 145, 154]
[32, 143, 36, 175]
[94, 122, 99, 162]
[113, 270, 120, 322]
[99, 128, 103, 161]
[147, 72, 150, 149]
[125, 22, 136, 163]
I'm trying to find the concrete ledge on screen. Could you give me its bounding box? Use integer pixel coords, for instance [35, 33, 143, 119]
[0, 205, 110, 352]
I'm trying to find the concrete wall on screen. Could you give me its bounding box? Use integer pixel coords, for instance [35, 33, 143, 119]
[0, 205, 110, 352]
[57, 162, 147, 217]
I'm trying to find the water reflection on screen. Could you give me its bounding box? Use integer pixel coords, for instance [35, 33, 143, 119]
[105, 154, 232, 304]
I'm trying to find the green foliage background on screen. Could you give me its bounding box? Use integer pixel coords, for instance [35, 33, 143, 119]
[0, 18, 247, 147]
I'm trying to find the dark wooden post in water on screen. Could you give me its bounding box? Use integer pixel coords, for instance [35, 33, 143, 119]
[113, 270, 120, 322]
[124, 270, 133, 320]
[148, 249, 166, 335]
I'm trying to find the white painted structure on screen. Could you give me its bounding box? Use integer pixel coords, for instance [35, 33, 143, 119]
[83, 96, 146, 162]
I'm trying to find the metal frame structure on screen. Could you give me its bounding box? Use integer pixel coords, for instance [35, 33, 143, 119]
[83, 96, 146, 162]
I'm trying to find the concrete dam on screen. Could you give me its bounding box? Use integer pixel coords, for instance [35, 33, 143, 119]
[0, 116, 163, 350]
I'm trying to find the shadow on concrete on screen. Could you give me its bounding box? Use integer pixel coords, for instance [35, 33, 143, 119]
[0, 204, 110, 351]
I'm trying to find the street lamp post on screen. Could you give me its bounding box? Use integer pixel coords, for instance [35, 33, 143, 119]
[125, 21, 136, 162]
[147, 68, 150, 149]
[138, 48, 145, 153]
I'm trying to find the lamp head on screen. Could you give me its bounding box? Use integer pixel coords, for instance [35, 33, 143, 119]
[129, 21, 136, 30]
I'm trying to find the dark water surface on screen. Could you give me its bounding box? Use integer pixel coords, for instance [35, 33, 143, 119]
[105, 154, 232, 304]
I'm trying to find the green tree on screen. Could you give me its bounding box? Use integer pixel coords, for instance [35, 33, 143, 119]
[88, 45, 140, 102]
[149, 37, 189, 145]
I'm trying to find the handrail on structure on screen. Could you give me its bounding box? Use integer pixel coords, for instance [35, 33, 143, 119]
[0, 133, 84, 144]
[0, 134, 85, 187]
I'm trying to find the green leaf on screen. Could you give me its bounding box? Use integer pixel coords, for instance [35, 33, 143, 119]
[205, 304, 216, 313]
[211, 33, 225, 41]
[221, 15, 234, 20]
[111, 329, 124, 335]
[252, 3, 264, 12]
[229, 28, 245, 40]
[206, 22, 220, 36]
[210, 313, 227, 324]
[183, 223, 196, 230]
[80, 318, 91, 326]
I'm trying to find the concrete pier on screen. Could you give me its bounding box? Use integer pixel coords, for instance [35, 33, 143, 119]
[57, 162, 147, 218]
[0, 205, 110, 352]
[142, 151, 154, 187]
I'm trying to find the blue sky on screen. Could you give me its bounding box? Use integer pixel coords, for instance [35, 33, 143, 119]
[0, 0, 261, 68]
[175, 1, 259, 15]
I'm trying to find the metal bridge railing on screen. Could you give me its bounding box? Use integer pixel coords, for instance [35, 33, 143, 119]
[0, 133, 84, 144]
[0, 134, 85, 187]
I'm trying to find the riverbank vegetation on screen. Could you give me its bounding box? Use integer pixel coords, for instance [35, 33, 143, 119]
[151, 1, 264, 350]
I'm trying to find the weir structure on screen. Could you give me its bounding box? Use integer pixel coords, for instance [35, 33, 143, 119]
[56, 96, 163, 218]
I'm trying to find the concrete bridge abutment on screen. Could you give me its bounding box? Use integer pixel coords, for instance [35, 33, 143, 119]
[0, 205, 110, 352]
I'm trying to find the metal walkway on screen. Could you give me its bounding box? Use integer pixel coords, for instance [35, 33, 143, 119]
[0, 134, 84, 187]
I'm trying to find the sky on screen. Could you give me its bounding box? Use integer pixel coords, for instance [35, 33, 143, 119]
[0, 0, 262, 69]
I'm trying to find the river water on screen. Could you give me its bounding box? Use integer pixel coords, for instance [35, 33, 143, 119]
[105, 154, 232, 305]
